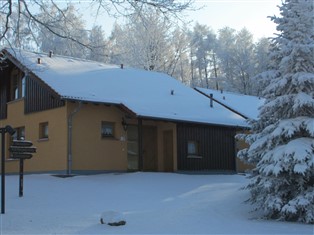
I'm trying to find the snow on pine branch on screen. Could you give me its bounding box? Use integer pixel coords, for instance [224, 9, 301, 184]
[259, 137, 314, 176]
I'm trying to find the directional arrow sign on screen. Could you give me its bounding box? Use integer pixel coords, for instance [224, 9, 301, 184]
[9, 146, 37, 154]
[12, 140, 33, 147]
[11, 153, 33, 160]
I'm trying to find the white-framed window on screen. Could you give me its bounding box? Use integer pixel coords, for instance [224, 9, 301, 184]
[39, 122, 49, 139]
[101, 122, 115, 138]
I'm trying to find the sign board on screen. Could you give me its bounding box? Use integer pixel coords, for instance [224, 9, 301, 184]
[12, 140, 33, 147]
[10, 153, 33, 160]
[9, 140, 36, 160]
[8, 139, 37, 198]
[9, 146, 37, 154]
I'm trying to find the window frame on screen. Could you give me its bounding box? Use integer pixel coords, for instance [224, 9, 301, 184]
[101, 121, 115, 138]
[187, 140, 202, 158]
[12, 126, 26, 141]
[39, 122, 49, 140]
[10, 69, 25, 101]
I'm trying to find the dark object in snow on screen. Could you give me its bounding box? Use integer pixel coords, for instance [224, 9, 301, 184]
[52, 174, 76, 178]
[108, 221, 126, 226]
[100, 211, 126, 226]
[100, 218, 126, 226]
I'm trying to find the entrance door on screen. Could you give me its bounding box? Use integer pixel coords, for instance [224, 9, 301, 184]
[163, 130, 174, 172]
[127, 125, 139, 171]
[142, 126, 158, 171]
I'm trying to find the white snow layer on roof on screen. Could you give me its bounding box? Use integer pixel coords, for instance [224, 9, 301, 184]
[196, 87, 265, 120]
[6, 48, 248, 127]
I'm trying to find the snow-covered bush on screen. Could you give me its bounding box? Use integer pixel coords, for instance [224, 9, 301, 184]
[238, 0, 314, 224]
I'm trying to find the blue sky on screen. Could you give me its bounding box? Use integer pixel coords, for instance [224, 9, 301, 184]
[78, 0, 281, 40]
[187, 0, 281, 40]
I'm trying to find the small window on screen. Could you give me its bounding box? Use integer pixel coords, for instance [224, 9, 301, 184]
[101, 122, 115, 138]
[10, 69, 25, 101]
[11, 73, 19, 100]
[187, 140, 201, 158]
[39, 122, 49, 139]
[21, 76, 26, 98]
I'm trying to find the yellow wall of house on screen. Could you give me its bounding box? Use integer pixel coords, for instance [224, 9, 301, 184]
[1, 100, 178, 174]
[235, 131, 255, 172]
[0, 99, 68, 173]
[68, 102, 128, 172]
[69, 103, 178, 173]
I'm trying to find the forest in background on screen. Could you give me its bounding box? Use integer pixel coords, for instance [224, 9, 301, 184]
[0, 3, 271, 96]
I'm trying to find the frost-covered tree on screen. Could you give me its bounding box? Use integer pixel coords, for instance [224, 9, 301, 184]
[109, 8, 190, 79]
[88, 26, 109, 62]
[167, 28, 191, 84]
[253, 37, 271, 96]
[233, 28, 256, 95]
[216, 27, 237, 91]
[37, 4, 89, 58]
[238, 0, 314, 224]
[188, 23, 217, 88]
[216, 27, 257, 95]
[0, 0, 192, 50]
[109, 9, 172, 71]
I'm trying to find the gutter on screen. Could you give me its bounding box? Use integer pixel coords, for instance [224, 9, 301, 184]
[67, 101, 82, 175]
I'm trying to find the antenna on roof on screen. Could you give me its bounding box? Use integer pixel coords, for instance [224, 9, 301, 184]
[209, 93, 213, 108]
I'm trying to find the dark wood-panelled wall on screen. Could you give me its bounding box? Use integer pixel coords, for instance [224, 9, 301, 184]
[177, 123, 236, 171]
[0, 62, 64, 118]
[25, 76, 64, 113]
[0, 68, 10, 119]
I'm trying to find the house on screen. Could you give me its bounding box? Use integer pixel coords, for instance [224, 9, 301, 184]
[195, 87, 265, 120]
[195, 87, 265, 172]
[0, 48, 248, 175]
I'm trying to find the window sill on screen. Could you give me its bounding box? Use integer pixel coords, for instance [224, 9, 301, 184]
[101, 136, 118, 141]
[38, 138, 49, 142]
[187, 155, 202, 159]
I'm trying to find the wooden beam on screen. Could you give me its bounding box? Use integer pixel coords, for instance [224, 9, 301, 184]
[138, 118, 143, 171]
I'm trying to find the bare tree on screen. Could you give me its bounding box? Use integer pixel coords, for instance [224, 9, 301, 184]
[0, 0, 193, 50]
[108, 8, 190, 80]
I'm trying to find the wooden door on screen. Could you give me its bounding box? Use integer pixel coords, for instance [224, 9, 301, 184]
[142, 126, 158, 171]
[127, 125, 139, 171]
[163, 130, 174, 172]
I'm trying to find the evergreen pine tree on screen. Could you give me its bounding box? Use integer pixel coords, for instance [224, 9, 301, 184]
[238, 0, 314, 224]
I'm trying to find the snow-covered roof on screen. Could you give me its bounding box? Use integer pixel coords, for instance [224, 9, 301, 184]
[195, 87, 265, 120]
[4, 48, 248, 128]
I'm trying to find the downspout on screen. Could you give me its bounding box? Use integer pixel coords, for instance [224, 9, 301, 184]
[67, 101, 82, 175]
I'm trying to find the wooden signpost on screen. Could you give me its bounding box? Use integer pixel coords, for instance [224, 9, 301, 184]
[9, 140, 36, 197]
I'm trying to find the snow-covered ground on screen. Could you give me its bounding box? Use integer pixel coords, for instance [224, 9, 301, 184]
[0, 173, 312, 234]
